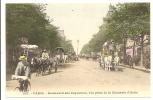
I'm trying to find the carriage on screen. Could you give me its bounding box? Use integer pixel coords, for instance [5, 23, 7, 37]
[20, 44, 59, 76]
[55, 47, 65, 64]
[20, 44, 39, 62]
[20, 44, 42, 74]
[99, 41, 118, 71]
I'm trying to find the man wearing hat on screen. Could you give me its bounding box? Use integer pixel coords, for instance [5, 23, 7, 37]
[15, 55, 31, 78]
[41, 49, 49, 66]
[41, 49, 49, 60]
[13, 56, 31, 92]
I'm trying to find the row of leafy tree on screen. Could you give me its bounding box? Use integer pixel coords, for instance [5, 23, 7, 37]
[6, 4, 74, 73]
[81, 3, 150, 66]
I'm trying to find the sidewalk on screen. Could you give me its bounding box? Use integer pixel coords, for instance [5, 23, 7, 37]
[120, 64, 150, 73]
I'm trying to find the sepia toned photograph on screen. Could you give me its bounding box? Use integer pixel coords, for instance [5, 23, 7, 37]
[4, 1, 150, 98]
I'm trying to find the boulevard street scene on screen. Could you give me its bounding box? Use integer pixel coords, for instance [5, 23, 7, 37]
[5, 2, 150, 97]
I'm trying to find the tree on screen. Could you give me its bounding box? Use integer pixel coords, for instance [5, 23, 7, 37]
[81, 3, 150, 67]
[6, 4, 75, 74]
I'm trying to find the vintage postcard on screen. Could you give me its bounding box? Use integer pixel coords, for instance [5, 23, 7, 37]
[2, 0, 151, 98]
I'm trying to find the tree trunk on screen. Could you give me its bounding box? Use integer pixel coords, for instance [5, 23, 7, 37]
[132, 37, 136, 66]
[6, 44, 18, 75]
[140, 34, 144, 67]
[123, 36, 127, 64]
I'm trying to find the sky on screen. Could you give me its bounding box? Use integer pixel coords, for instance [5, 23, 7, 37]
[45, 3, 110, 53]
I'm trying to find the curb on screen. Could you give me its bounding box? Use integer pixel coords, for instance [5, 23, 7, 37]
[120, 64, 150, 73]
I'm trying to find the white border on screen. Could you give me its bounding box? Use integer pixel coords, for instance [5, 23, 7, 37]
[2, 0, 151, 3]
[1, 0, 152, 100]
[1, 0, 6, 100]
[150, 1, 153, 100]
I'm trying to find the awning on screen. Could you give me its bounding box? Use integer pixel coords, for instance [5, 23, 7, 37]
[20, 44, 38, 49]
[55, 47, 64, 52]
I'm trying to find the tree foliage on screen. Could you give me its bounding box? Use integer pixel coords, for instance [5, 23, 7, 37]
[81, 3, 150, 55]
[6, 3, 74, 52]
[6, 4, 75, 73]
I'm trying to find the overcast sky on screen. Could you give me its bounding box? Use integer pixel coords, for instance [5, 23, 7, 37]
[45, 3, 110, 53]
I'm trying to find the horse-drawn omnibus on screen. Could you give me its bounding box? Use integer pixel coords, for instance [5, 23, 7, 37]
[20, 44, 39, 62]
[99, 40, 118, 71]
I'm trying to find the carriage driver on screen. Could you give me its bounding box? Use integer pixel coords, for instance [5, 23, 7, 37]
[41, 49, 49, 60]
[41, 49, 49, 64]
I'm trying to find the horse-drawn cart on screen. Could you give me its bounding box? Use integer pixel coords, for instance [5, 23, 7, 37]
[20, 44, 39, 62]
[99, 41, 119, 71]
[55, 47, 65, 64]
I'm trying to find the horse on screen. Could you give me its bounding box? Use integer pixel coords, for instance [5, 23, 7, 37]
[48, 57, 58, 73]
[98, 56, 105, 69]
[114, 56, 120, 66]
[55, 54, 65, 65]
[30, 57, 57, 76]
[63, 55, 69, 63]
[104, 55, 112, 71]
[30, 57, 42, 76]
